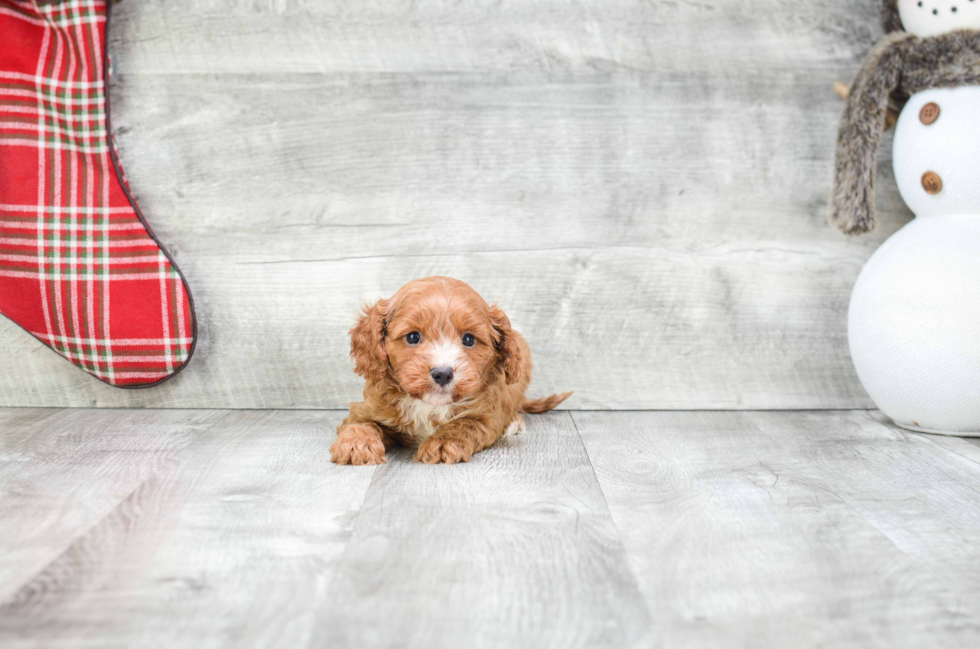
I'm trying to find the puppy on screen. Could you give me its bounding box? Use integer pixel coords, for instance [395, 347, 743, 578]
[331, 276, 572, 465]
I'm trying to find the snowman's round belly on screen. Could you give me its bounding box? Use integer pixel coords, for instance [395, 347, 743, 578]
[849, 216, 980, 433]
[893, 87, 980, 219]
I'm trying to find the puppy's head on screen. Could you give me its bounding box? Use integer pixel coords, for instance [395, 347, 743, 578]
[350, 277, 522, 405]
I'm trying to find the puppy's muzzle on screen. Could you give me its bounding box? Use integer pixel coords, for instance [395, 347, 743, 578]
[430, 366, 454, 387]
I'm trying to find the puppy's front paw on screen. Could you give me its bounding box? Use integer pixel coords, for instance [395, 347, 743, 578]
[331, 425, 387, 465]
[416, 436, 472, 464]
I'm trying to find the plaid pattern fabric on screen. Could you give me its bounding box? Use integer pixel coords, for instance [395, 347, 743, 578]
[0, 0, 195, 387]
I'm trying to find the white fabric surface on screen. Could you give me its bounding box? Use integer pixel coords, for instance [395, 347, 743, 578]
[898, 0, 980, 37]
[850, 214, 980, 434]
[850, 87, 980, 434]
[893, 87, 980, 219]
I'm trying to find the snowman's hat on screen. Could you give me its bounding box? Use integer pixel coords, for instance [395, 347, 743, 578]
[880, 0, 904, 33]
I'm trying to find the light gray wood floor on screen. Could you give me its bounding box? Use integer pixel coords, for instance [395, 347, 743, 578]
[3, 408, 980, 648]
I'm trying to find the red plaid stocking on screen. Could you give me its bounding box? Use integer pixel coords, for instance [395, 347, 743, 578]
[0, 0, 195, 387]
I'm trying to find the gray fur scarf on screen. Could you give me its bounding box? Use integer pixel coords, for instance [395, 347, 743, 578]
[831, 26, 980, 234]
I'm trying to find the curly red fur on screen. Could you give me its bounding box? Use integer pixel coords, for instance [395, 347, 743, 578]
[330, 277, 572, 465]
[488, 303, 523, 385]
[349, 298, 389, 381]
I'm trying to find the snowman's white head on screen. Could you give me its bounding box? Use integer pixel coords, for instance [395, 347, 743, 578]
[898, 0, 980, 37]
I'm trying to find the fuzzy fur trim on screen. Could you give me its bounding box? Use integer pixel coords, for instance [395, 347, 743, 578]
[831, 30, 980, 234]
[880, 0, 903, 33]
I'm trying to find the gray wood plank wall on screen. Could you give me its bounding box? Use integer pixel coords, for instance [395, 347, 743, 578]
[0, 0, 910, 409]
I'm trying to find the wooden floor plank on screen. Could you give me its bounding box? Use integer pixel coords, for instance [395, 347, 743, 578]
[312, 411, 653, 649]
[8, 408, 980, 648]
[0, 408, 223, 604]
[0, 410, 375, 649]
[573, 410, 980, 648]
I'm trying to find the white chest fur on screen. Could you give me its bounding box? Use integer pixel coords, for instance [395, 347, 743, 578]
[394, 397, 456, 441]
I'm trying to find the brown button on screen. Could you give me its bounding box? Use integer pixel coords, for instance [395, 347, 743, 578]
[919, 102, 940, 125]
[922, 171, 943, 194]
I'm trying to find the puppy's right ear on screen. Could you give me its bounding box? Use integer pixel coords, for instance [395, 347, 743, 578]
[350, 298, 389, 381]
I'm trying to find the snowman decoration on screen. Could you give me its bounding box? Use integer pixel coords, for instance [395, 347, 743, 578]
[832, 0, 980, 435]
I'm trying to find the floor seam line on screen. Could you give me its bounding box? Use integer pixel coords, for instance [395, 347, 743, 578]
[565, 410, 656, 632]
[0, 411, 235, 609]
[301, 456, 384, 649]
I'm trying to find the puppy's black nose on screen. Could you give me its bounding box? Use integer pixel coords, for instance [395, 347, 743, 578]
[430, 366, 454, 386]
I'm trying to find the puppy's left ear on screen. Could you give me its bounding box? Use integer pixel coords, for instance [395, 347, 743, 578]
[489, 303, 523, 385]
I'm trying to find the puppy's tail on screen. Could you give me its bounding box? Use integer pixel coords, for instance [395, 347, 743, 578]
[521, 391, 573, 414]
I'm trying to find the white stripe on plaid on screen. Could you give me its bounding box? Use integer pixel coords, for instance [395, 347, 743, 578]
[31, 332, 195, 346]
[0, 124, 105, 140]
[0, 221, 146, 231]
[177, 256, 187, 345]
[82, 0, 100, 380]
[99, 372, 171, 379]
[1, 105, 105, 124]
[0, 237, 155, 247]
[0, 270, 180, 281]
[68, 13, 82, 354]
[0, 6, 106, 29]
[98, 9, 113, 387]
[0, 121, 106, 137]
[40, 0, 101, 12]
[0, 254, 170, 264]
[0, 88, 105, 108]
[158, 253, 173, 373]
[34, 16, 55, 365]
[52, 348, 188, 365]
[50, 21, 70, 358]
[0, 71, 104, 90]
[1, 139, 108, 153]
[39, 0, 107, 17]
[0, 204, 135, 214]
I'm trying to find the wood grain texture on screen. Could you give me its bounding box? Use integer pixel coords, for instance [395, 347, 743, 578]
[5, 408, 980, 647]
[0, 0, 914, 408]
[574, 410, 980, 648]
[312, 411, 653, 649]
[0, 408, 222, 604]
[0, 409, 375, 649]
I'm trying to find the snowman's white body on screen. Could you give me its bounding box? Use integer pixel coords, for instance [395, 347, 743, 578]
[849, 87, 980, 434]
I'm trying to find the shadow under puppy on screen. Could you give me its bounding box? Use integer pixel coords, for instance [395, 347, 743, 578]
[331, 276, 572, 465]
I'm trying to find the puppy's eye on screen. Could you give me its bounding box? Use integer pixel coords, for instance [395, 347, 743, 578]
[462, 333, 475, 347]
[406, 331, 421, 345]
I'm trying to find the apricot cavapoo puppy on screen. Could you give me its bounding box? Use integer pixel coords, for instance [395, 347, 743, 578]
[331, 276, 571, 465]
